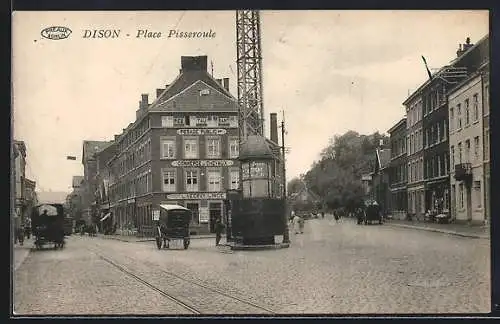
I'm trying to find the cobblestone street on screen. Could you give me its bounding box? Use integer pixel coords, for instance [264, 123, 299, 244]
[13, 216, 490, 315]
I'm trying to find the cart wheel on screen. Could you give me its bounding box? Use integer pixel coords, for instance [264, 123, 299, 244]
[155, 237, 162, 249]
[183, 239, 190, 249]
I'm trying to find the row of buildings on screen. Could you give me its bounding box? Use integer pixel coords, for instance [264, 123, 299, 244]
[368, 35, 490, 225]
[68, 55, 281, 235]
[11, 140, 37, 229]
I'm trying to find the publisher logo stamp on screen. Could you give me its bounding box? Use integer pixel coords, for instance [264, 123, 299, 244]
[41, 26, 72, 40]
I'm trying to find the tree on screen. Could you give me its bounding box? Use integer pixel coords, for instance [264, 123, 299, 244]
[302, 130, 388, 211]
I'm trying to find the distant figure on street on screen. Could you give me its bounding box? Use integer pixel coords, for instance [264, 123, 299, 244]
[215, 217, 225, 246]
[334, 210, 340, 223]
[321, 211, 325, 219]
[24, 217, 32, 239]
[292, 213, 301, 234]
[298, 215, 305, 234]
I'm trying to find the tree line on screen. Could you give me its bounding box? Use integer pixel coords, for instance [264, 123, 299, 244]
[288, 130, 389, 212]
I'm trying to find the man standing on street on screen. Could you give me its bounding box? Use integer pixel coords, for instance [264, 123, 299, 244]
[215, 217, 225, 246]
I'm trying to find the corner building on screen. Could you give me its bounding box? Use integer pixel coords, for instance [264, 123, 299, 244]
[108, 56, 239, 235]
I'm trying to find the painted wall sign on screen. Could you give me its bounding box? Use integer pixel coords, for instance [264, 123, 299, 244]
[166, 192, 227, 200]
[171, 160, 234, 167]
[177, 128, 227, 136]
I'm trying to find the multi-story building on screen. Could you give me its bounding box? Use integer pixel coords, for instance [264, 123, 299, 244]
[372, 145, 391, 216]
[94, 141, 117, 226]
[23, 177, 37, 219]
[402, 93, 425, 220]
[480, 58, 490, 225]
[13, 140, 27, 227]
[81, 140, 111, 224]
[108, 55, 240, 235]
[388, 117, 407, 220]
[448, 35, 489, 224]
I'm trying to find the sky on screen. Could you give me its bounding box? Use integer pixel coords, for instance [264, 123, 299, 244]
[12, 10, 489, 193]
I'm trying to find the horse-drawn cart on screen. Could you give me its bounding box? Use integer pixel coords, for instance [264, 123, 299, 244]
[31, 203, 66, 250]
[154, 204, 191, 250]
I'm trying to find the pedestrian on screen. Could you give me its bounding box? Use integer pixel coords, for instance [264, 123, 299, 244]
[292, 212, 300, 234]
[298, 215, 305, 234]
[215, 217, 225, 246]
[24, 217, 32, 239]
[334, 210, 340, 223]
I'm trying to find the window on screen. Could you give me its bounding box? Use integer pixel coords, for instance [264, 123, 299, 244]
[474, 136, 480, 161]
[437, 123, 440, 143]
[229, 115, 238, 128]
[162, 169, 176, 192]
[465, 139, 470, 163]
[161, 116, 173, 128]
[443, 120, 447, 141]
[450, 108, 454, 131]
[458, 142, 462, 164]
[484, 133, 489, 161]
[160, 138, 176, 159]
[457, 104, 462, 129]
[184, 138, 198, 159]
[473, 94, 479, 121]
[459, 183, 464, 209]
[474, 181, 482, 208]
[207, 170, 221, 192]
[437, 155, 441, 176]
[450, 146, 455, 169]
[185, 170, 199, 192]
[230, 169, 240, 189]
[465, 99, 470, 126]
[206, 137, 221, 158]
[484, 85, 489, 115]
[229, 138, 239, 158]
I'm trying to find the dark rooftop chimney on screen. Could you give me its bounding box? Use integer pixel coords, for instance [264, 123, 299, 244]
[270, 113, 278, 144]
[216, 78, 222, 85]
[223, 78, 229, 91]
[181, 56, 208, 72]
[456, 37, 474, 58]
[140, 94, 149, 109]
[156, 88, 164, 98]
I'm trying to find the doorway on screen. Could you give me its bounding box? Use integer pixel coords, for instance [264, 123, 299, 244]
[186, 203, 199, 224]
[209, 202, 222, 233]
[466, 186, 472, 223]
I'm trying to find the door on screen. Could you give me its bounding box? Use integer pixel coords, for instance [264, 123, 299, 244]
[466, 186, 472, 222]
[186, 203, 199, 224]
[209, 202, 222, 233]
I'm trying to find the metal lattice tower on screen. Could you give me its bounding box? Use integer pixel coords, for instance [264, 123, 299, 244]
[236, 10, 265, 140]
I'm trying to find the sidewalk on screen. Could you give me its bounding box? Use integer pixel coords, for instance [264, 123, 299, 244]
[385, 219, 490, 239]
[96, 233, 218, 243]
[13, 241, 32, 271]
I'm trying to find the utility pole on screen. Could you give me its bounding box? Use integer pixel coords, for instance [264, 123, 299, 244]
[281, 110, 290, 244]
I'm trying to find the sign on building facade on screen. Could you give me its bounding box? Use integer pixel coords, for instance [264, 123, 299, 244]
[177, 128, 227, 136]
[199, 207, 209, 223]
[166, 192, 227, 200]
[171, 160, 234, 167]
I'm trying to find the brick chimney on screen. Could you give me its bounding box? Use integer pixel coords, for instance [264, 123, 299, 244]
[140, 94, 149, 109]
[456, 37, 474, 57]
[156, 88, 164, 98]
[270, 113, 278, 143]
[223, 78, 229, 91]
[216, 78, 222, 86]
[181, 56, 208, 72]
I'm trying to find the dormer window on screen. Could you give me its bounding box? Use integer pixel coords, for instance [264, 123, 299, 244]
[200, 89, 210, 96]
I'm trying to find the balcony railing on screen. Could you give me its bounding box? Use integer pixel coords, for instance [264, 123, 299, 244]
[454, 163, 472, 181]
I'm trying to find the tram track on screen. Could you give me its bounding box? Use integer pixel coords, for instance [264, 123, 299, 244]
[87, 246, 276, 314]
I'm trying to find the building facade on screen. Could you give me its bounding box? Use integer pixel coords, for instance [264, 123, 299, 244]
[13, 140, 27, 227]
[448, 74, 484, 224]
[403, 94, 425, 220]
[108, 55, 240, 235]
[372, 146, 391, 216]
[447, 35, 489, 224]
[388, 118, 407, 220]
[94, 141, 117, 228]
[81, 140, 110, 224]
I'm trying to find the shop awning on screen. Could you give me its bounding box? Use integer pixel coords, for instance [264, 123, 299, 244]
[100, 213, 111, 222]
[160, 204, 189, 211]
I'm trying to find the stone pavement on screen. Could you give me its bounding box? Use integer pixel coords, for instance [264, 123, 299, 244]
[14, 219, 490, 315]
[385, 219, 490, 239]
[13, 242, 32, 272]
[96, 233, 218, 243]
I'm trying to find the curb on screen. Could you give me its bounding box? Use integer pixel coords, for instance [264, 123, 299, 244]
[227, 242, 291, 251]
[386, 223, 489, 239]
